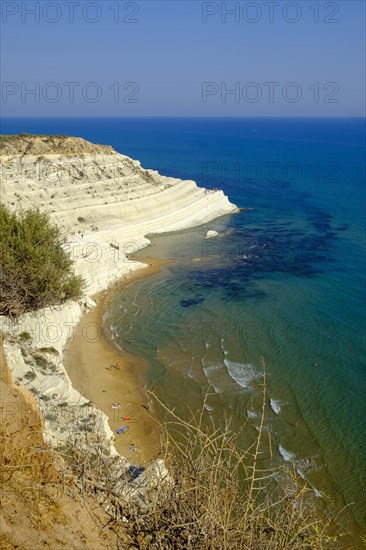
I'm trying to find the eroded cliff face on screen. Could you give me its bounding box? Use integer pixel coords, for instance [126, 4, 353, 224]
[0, 336, 115, 550]
[1, 134, 238, 294]
[0, 134, 237, 521]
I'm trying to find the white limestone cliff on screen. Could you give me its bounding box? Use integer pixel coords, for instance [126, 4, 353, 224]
[0, 135, 238, 294]
[0, 135, 238, 499]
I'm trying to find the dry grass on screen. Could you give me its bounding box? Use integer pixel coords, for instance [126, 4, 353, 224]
[117, 359, 340, 549]
[36, 359, 341, 549]
[0, 340, 349, 548]
[0, 336, 117, 549]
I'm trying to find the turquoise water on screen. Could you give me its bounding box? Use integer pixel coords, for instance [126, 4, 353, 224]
[2, 117, 365, 540]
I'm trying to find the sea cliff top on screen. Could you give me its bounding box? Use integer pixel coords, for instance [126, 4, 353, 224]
[0, 133, 114, 157]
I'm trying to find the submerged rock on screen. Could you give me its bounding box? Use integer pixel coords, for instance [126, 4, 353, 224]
[205, 230, 219, 239]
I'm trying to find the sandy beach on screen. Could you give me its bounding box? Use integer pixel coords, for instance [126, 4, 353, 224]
[64, 257, 171, 465]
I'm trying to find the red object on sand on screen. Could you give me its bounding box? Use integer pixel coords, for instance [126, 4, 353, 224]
[122, 416, 132, 421]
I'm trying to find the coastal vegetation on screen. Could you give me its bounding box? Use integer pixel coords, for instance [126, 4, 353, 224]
[50, 363, 340, 549]
[118, 366, 338, 549]
[0, 135, 354, 548]
[0, 133, 114, 156]
[1, 330, 341, 548]
[0, 204, 84, 316]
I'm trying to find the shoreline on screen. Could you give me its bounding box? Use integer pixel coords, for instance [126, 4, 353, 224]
[62, 252, 365, 547]
[63, 257, 171, 465]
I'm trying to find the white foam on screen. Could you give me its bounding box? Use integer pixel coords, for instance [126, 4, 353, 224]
[224, 359, 258, 389]
[203, 363, 223, 394]
[311, 485, 323, 498]
[203, 363, 221, 374]
[278, 445, 295, 462]
[295, 457, 318, 483]
[269, 398, 281, 414]
[219, 338, 230, 356]
[296, 467, 306, 480]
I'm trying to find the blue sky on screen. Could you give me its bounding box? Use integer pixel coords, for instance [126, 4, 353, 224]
[1, 0, 365, 116]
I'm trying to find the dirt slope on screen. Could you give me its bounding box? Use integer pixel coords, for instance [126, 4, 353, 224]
[0, 335, 119, 550]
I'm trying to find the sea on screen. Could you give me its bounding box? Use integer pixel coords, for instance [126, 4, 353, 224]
[2, 117, 365, 543]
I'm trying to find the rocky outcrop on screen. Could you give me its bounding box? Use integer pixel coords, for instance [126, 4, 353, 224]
[1, 305, 171, 513]
[0, 299, 116, 454]
[0, 134, 237, 508]
[0, 134, 114, 156]
[205, 229, 219, 238]
[1, 135, 238, 294]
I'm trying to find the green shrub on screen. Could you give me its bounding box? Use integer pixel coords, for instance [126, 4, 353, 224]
[0, 205, 85, 316]
[32, 355, 49, 369]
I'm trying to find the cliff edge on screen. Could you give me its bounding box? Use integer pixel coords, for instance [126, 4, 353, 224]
[0, 133, 238, 540]
[1, 134, 238, 294]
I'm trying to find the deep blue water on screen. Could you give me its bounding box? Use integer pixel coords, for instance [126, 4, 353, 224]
[2, 117, 365, 539]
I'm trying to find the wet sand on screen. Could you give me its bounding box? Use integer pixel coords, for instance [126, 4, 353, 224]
[64, 257, 171, 465]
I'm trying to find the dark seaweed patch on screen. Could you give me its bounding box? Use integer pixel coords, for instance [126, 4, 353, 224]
[180, 297, 205, 308]
[188, 210, 340, 299]
[180, 177, 344, 303]
[335, 224, 349, 232]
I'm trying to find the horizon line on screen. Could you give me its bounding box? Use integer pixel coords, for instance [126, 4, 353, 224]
[1, 115, 365, 120]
